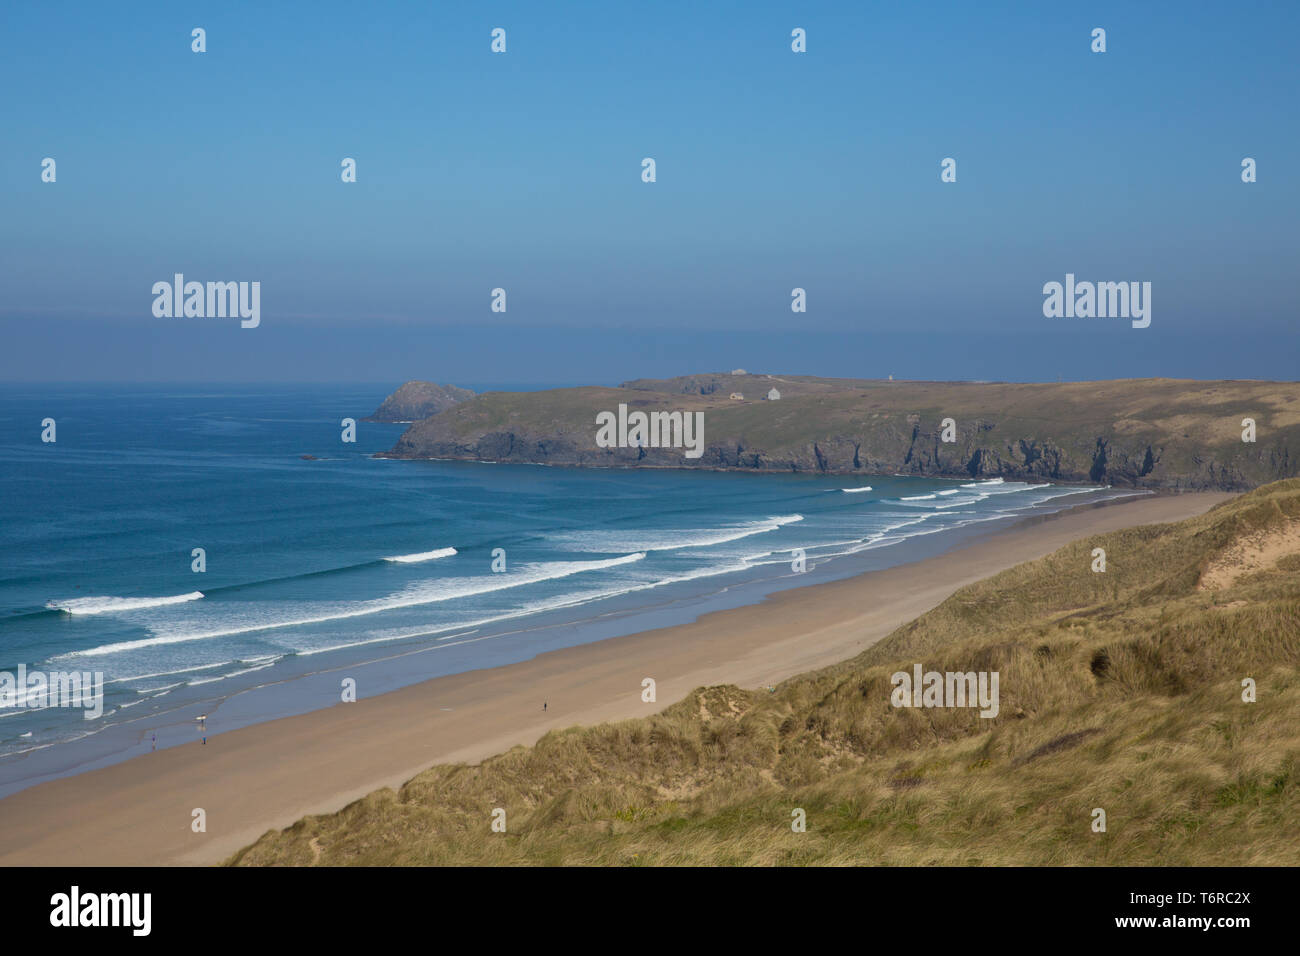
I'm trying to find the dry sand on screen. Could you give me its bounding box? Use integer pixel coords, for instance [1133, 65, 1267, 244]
[0, 491, 1231, 866]
[1198, 518, 1300, 590]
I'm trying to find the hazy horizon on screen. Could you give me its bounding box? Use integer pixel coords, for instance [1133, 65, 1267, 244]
[3, 1, 1296, 383]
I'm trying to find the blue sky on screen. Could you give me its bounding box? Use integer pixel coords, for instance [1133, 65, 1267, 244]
[2, 1, 1296, 383]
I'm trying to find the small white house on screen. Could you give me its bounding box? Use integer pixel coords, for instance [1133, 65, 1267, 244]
[767, 388, 781, 401]
[730, 368, 747, 375]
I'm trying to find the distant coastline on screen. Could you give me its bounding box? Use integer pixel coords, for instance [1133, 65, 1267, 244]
[372, 373, 1300, 492]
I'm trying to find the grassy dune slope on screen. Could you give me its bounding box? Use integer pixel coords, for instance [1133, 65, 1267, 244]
[229, 480, 1300, 866]
[380, 376, 1300, 490]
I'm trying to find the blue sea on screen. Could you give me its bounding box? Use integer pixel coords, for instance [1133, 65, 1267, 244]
[0, 384, 1135, 795]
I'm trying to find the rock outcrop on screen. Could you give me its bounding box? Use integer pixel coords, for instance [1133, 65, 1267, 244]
[363, 382, 475, 422]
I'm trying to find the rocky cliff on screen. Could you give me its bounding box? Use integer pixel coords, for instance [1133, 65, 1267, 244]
[377, 375, 1299, 491]
[363, 381, 475, 422]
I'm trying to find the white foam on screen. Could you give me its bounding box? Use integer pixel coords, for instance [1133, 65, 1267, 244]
[899, 494, 936, 501]
[104, 664, 232, 686]
[66, 553, 649, 657]
[840, 486, 873, 493]
[551, 515, 803, 553]
[384, 547, 457, 563]
[46, 592, 204, 615]
[299, 560, 760, 658]
[190, 661, 277, 685]
[930, 494, 990, 508]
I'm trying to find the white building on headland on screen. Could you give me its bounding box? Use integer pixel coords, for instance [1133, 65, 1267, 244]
[730, 368, 747, 375]
[767, 388, 781, 401]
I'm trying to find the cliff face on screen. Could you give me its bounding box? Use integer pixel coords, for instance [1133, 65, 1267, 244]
[363, 381, 475, 422]
[378, 376, 1300, 492]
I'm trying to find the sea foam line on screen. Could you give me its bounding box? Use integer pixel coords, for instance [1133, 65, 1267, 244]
[384, 547, 457, 563]
[300, 559, 758, 658]
[63, 553, 648, 657]
[46, 592, 205, 615]
[550, 515, 803, 553]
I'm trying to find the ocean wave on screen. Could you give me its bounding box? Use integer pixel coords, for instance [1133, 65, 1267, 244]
[46, 592, 204, 615]
[840, 516, 934, 552]
[550, 515, 803, 553]
[103, 663, 235, 686]
[899, 494, 936, 501]
[930, 494, 990, 508]
[383, 547, 458, 563]
[741, 536, 868, 563]
[63, 553, 649, 657]
[958, 479, 1044, 497]
[840, 486, 873, 493]
[299, 559, 760, 658]
[189, 661, 278, 686]
[0, 741, 57, 758]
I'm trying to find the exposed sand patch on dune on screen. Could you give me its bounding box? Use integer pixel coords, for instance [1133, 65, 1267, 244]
[1199, 520, 1300, 590]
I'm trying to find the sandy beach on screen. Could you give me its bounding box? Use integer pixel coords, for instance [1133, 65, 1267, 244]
[0, 490, 1231, 866]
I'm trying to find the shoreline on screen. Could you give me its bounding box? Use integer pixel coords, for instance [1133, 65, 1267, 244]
[0, 490, 1231, 866]
[0, 479, 1123, 794]
[371, 451, 1248, 494]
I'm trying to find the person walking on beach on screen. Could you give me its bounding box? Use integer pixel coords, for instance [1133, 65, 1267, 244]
[543, 701, 547, 711]
[151, 733, 156, 752]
